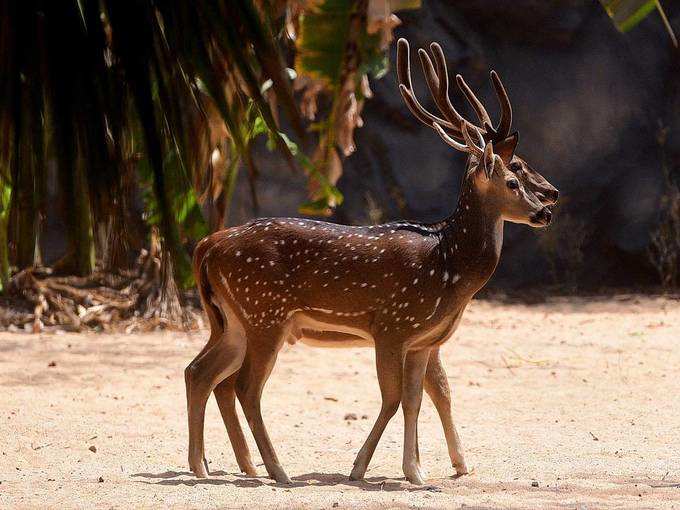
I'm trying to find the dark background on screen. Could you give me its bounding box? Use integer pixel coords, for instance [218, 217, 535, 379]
[231, 0, 680, 291]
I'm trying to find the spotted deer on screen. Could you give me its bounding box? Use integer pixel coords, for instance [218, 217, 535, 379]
[185, 37, 558, 485]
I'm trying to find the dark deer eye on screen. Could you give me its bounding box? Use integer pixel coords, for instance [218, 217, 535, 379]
[506, 179, 519, 190]
[509, 162, 522, 172]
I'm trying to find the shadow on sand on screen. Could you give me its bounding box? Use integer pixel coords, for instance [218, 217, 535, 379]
[131, 469, 450, 492]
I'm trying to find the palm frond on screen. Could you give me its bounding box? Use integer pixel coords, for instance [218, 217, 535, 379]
[293, 0, 420, 214]
[0, 0, 420, 294]
[601, 0, 677, 46]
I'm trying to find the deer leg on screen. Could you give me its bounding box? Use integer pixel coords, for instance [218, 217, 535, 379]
[415, 421, 420, 464]
[236, 343, 290, 484]
[212, 372, 257, 476]
[185, 330, 246, 478]
[413, 421, 422, 483]
[184, 341, 211, 476]
[185, 330, 220, 473]
[349, 343, 404, 481]
[423, 347, 469, 475]
[402, 348, 431, 485]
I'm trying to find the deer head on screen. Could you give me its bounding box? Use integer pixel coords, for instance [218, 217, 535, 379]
[396, 38, 558, 214]
[441, 120, 552, 226]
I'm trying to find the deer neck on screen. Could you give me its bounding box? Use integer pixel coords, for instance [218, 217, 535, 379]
[438, 181, 504, 295]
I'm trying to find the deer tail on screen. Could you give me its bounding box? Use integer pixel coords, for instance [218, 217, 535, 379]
[193, 240, 225, 335]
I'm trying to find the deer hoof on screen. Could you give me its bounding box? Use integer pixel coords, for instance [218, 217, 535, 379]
[190, 462, 209, 479]
[269, 465, 292, 484]
[240, 464, 258, 477]
[454, 463, 472, 477]
[405, 472, 425, 485]
[404, 464, 426, 485]
[349, 464, 366, 481]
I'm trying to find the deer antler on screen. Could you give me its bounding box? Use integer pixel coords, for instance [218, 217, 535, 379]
[396, 38, 463, 139]
[420, 43, 469, 138]
[456, 71, 512, 143]
[433, 120, 485, 158]
[397, 37, 514, 145]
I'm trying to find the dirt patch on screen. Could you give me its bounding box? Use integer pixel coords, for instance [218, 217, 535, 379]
[1, 296, 680, 509]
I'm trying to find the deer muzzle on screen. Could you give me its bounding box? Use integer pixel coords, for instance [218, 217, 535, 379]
[530, 207, 552, 226]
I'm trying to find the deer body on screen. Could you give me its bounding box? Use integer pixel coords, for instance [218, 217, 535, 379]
[185, 37, 558, 485]
[201, 196, 500, 350]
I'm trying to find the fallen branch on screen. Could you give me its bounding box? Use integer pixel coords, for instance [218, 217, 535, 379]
[1, 241, 201, 333]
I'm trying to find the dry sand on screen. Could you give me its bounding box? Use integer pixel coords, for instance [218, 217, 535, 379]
[1, 296, 679, 509]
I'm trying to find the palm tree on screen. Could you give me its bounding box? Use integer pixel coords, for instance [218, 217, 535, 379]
[0, 0, 420, 294]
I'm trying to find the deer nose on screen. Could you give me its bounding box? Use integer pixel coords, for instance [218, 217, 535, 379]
[542, 207, 552, 224]
[549, 189, 559, 203]
[531, 207, 552, 226]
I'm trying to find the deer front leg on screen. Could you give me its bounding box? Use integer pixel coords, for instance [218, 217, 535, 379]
[424, 347, 469, 475]
[349, 343, 404, 481]
[236, 343, 291, 484]
[402, 348, 431, 485]
[213, 373, 257, 476]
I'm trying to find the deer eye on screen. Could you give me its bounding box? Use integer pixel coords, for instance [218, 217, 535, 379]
[509, 162, 522, 172]
[506, 179, 519, 190]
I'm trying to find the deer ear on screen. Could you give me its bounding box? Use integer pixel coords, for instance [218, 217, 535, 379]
[482, 142, 495, 179]
[493, 132, 519, 164]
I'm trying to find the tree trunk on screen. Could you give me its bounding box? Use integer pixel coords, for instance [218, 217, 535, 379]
[0, 183, 10, 292]
[10, 80, 40, 270]
[13, 145, 37, 269]
[56, 152, 95, 276]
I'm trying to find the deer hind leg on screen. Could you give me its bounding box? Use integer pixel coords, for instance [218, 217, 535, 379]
[236, 341, 291, 484]
[401, 348, 431, 485]
[423, 347, 469, 475]
[185, 328, 246, 478]
[212, 372, 257, 476]
[184, 324, 225, 475]
[415, 421, 420, 465]
[349, 343, 404, 481]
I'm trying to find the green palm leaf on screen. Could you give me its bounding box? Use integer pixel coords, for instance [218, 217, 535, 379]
[294, 0, 420, 214]
[601, 0, 677, 46]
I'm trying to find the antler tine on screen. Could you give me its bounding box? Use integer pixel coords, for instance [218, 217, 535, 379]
[433, 119, 484, 158]
[455, 74, 493, 129]
[427, 43, 470, 134]
[461, 120, 485, 158]
[432, 122, 468, 152]
[490, 70, 512, 140]
[417, 47, 465, 140]
[417, 49, 441, 107]
[398, 85, 440, 128]
[396, 38, 457, 131]
[456, 71, 514, 142]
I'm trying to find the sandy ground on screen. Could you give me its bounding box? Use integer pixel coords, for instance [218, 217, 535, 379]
[1, 295, 680, 509]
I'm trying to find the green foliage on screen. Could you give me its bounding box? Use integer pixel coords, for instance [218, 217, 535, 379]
[0, 0, 419, 291]
[0, 173, 11, 292]
[601, 0, 657, 32]
[137, 147, 208, 286]
[278, 132, 345, 216]
[297, 1, 355, 85]
[0, 0, 301, 288]
[297, 0, 420, 82]
[601, 0, 677, 46]
[294, 0, 420, 214]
